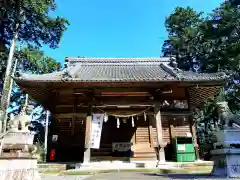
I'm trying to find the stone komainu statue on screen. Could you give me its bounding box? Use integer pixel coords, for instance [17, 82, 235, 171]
[217, 101, 240, 128]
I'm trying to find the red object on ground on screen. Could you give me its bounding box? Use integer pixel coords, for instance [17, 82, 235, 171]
[49, 149, 56, 161]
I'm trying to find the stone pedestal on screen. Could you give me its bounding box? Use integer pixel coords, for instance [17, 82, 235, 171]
[0, 129, 40, 179]
[213, 129, 240, 148]
[211, 128, 240, 178]
[211, 149, 240, 178]
[0, 157, 40, 180]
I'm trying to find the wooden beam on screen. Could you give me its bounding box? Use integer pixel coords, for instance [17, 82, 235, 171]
[99, 92, 151, 97]
[54, 113, 86, 119]
[54, 111, 191, 119]
[154, 104, 165, 162]
[83, 104, 92, 164]
[56, 101, 154, 108]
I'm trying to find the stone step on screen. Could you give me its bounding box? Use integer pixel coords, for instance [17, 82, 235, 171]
[37, 163, 67, 171]
[90, 156, 129, 162]
[91, 151, 112, 156]
[131, 157, 157, 161]
[133, 152, 156, 157]
[133, 148, 155, 151]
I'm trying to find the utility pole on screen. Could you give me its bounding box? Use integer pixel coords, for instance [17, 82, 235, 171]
[0, 0, 23, 133]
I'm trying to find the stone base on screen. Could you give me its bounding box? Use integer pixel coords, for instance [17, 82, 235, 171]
[211, 148, 240, 178]
[0, 157, 40, 180]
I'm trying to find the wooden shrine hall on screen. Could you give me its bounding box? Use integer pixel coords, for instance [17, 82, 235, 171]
[13, 57, 226, 163]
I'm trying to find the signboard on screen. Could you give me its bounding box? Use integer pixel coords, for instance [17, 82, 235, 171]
[178, 144, 186, 151]
[90, 114, 104, 149]
[52, 135, 58, 142]
[112, 142, 132, 152]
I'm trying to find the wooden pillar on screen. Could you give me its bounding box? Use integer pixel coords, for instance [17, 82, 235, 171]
[148, 117, 154, 147]
[83, 104, 92, 164]
[154, 104, 165, 162]
[189, 115, 200, 160]
[187, 87, 200, 160]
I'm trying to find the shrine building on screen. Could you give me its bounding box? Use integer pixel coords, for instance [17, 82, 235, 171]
[13, 57, 226, 163]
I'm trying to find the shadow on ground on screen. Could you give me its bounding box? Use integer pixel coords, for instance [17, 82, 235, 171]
[84, 172, 227, 180]
[144, 173, 227, 179]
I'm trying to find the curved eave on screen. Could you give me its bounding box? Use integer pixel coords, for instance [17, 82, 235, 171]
[13, 77, 227, 89]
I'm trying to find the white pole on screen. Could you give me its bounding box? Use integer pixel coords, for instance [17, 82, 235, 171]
[44, 110, 50, 162]
[2, 59, 18, 132]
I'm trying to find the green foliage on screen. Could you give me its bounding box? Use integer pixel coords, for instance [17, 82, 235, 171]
[35, 142, 45, 163]
[16, 46, 61, 74]
[162, 7, 203, 70]
[164, 3, 240, 147]
[0, 0, 68, 78]
[0, 0, 69, 49]
[162, 2, 240, 73]
[163, 2, 240, 112]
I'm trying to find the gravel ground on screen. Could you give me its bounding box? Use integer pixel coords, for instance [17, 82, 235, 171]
[41, 173, 231, 180]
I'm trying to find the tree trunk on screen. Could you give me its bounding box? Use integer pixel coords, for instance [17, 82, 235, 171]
[0, 0, 22, 133]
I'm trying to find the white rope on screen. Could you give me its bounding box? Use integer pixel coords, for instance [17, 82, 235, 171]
[96, 107, 151, 118]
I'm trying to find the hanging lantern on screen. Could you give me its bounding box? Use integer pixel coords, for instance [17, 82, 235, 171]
[144, 112, 147, 121]
[104, 113, 108, 122]
[117, 117, 120, 128]
[132, 116, 135, 127]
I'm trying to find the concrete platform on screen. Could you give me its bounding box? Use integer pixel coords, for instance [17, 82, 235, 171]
[38, 160, 213, 172]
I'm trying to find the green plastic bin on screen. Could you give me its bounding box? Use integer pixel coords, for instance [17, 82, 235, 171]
[173, 137, 196, 162]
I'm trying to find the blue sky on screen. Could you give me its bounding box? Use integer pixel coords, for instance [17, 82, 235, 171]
[42, 0, 223, 64]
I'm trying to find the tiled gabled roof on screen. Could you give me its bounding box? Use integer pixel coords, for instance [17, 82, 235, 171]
[13, 57, 227, 83]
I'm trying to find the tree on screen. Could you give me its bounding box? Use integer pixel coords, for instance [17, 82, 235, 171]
[162, 7, 203, 71]
[0, 0, 69, 77]
[163, 2, 240, 153]
[0, 0, 69, 132]
[163, 2, 240, 107]
[7, 47, 60, 146]
[16, 46, 61, 74]
[0, 0, 69, 50]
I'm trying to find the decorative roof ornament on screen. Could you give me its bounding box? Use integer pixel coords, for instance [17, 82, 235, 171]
[169, 57, 178, 69]
[61, 69, 72, 81]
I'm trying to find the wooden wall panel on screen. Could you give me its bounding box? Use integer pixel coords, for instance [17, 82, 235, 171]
[150, 113, 191, 147]
[171, 115, 191, 137]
